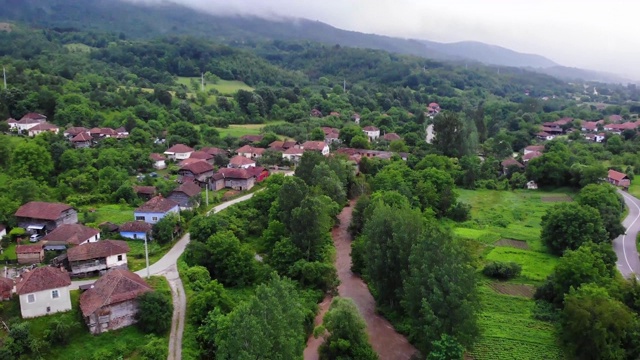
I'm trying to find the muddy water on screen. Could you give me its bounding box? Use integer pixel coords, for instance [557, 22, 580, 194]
[303, 202, 418, 360]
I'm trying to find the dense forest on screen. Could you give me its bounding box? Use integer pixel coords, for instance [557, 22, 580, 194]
[2, 21, 640, 360]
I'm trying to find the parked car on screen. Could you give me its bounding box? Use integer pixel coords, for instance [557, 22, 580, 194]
[29, 233, 42, 243]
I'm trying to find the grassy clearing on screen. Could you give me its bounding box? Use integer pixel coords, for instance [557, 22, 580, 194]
[216, 121, 287, 138]
[175, 77, 253, 95]
[455, 189, 571, 358]
[0, 276, 169, 360]
[126, 239, 176, 272]
[628, 183, 640, 199]
[84, 204, 135, 225]
[2, 244, 16, 260]
[470, 285, 564, 360]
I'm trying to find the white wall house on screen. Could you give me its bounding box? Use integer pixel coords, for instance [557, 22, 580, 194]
[164, 144, 194, 160]
[362, 126, 380, 141]
[134, 196, 180, 224]
[16, 267, 72, 318]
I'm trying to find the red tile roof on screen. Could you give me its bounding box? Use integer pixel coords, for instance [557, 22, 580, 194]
[525, 145, 545, 152]
[608, 169, 629, 182]
[135, 196, 179, 213]
[363, 126, 379, 132]
[246, 166, 267, 178]
[79, 269, 152, 317]
[523, 151, 543, 161]
[236, 145, 266, 155]
[20, 113, 46, 121]
[64, 127, 88, 136]
[149, 153, 166, 161]
[201, 147, 227, 156]
[302, 141, 327, 152]
[16, 267, 71, 295]
[189, 151, 214, 160]
[180, 161, 214, 175]
[240, 135, 264, 143]
[284, 147, 305, 155]
[42, 224, 100, 246]
[67, 240, 130, 262]
[133, 186, 157, 195]
[501, 158, 524, 168]
[172, 182, 201, 197]
[0, 277, 13, 294]
[16, 244, 43, 254]
[71, 132, 92, 142]
[609, 115, 623, 123]
[119, 221, 152, 233]
[229, 155, 256, 167]
[383, 133, 401, 141]
[15, 202, 73, 221]
[217, 168, 252, 180]
[29, 123, 58, 131]
[165, 144, 194, 154]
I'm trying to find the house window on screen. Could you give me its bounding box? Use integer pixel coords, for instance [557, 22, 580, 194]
[27, 294, 35, 303]
[51, 290, 59, 299]
[135, 216, 145, 221]
[117, 255, 123, 262]
[133, 234, 138, 239]
[47, 306, 51, 313]
[152, 217, 158, 221]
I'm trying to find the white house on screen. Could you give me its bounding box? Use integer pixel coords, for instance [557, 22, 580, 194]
[9, 113, 47, 132]
[16, 267, 72, 318]
[228, 155, 257, 169]
[0, 225, 6, 239]
[362, 126, 380, 141]
[235, 145, 266, 159]
[28, 123, 59, 137]
[282, 147, 305, 163]
[67, 240, 130, 275]
[134, 196, 180, 224]
[41, 223, 100, 249]
[164, 144, 194, 160]
[149, 153, 167, 169]
[301, 141, 330, 156]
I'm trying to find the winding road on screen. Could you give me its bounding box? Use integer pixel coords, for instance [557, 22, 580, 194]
[70, 192, 259, 360]
[615, 190, 640, 279]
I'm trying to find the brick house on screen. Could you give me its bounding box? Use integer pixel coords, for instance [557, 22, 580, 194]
[80, 269, 152, 334]
[15, 202, 78, 235]
[16, 267, 72, 318]
[216, 168, 255, 191]
[66, 240, 130, 276]
[178, 161, 215, 187]
[608, 169, 631, 187]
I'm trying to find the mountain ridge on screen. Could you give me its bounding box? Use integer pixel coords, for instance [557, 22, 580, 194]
[0, 0, 633, 84]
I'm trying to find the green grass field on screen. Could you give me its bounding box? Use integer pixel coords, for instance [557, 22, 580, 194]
[175, 77, 253, 95]
[0, 276, 169, 359]
[85, 204, 135, 225]
[628, 183, 640, 198]
[2, 243, 16, 260]
[127, 238, 176, 272]
[216, 121, 287, 138]
[456, 189, 569, 359]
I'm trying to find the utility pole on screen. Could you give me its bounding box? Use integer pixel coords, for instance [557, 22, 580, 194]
[201, 72, 204, 92]
[343, 79, 346, 93]
[144, 235, 150, 278]
[206, 185, 209, 207]
[2, 66, 6, 90]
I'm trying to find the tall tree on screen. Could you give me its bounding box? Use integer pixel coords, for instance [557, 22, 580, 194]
[541, 203, 609, 255]
[432, 112, 476, 158]
[576, 184, 625, 239]
[402, 221, 479, 355]
[10, 141, 54, 182]
[290, 196, 332, 261]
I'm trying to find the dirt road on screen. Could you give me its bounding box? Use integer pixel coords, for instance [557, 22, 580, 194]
[304, 203, 418, 360]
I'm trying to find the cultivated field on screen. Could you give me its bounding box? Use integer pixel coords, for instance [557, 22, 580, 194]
[455, 189, 570, 359]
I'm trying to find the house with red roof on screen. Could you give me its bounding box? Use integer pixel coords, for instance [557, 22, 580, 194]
[236, 145, 266, 159]
[283, 147, 305, 163]
[189, 150, 214, 164]
[16, 266, 72, 318]
[80, 269, 152, 334]
[0, 277, 14, 301]
[27, 122, 59, 137]
[119, 221, 153, 242]
[42, 224, 100, 249]
[382, 133, 401, 142]
[168, 182, 202, 210]
[536, 131, 555, 141]
[9, 113, 47, 132]
[302, 141, 330, 155]
[149, 153, 166, 169]
[240, 135, 264, 144]
[178, 161, 214, 187]
[16, 244, 44, 265]
[215, 168, 256, 191]
[522, 151, 543, 163]
[609, 114, 624, 123]
[67, 240, 130, 275]
[71, 132, 93, 148]
[523, 145, 545, 155]
[134, 196, 179, 224]
[63, 127, 89, 139]
[201, 147, 227, 157]
[164, 144, 194, 160]
[607, 169, 630, 188]
[15, 202, 77, 234]
[133, 186, 157, 201]
[228, 155, 256, 169]
[362, 126, 380, 141]
[581, 121, 599, 132]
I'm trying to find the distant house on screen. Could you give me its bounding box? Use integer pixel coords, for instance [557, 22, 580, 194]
[41, 224, 100, 249]
[178, 161, 215, 187]
[382, 133, 401, 142]
[608, 169, 631, 187]
[15, 202, 78, 235]
[16, 267, 72, 318]
[71, 132, 93, 148]
[501, 158, 524, 175]
[67, 240, 130, 276]
[133, 186, 157, 201]
[228, 155, 256, 169]
[310, 109, 323, 118]
[119, 221, 153, 242]
[0, 277, 14, 301]
[189, 151, 214, 164]
[322, 127, 341, 144]
[16, 245, 44, 265]
[134, 196, 179, 224]
[63, 127, 88, 138]
[362, 126, 380, 141]
[216, 168, 256, 191]
[522, 151, 543, 163]
[282, 147, 305, 163]
[236, 145, 266, 159]
[581, 121, 599, 132]
[302, 141, 330, 156]
[0, 225, 6, 239]
[352, 113, 361, 124]
[269, 140, 297, 151]
[168, 182, 202, 210]
[536, 131, 555, 141]
[164, 144, 194, 160]
[609, 114, 624, 123]
[10, 113, 47, 132]
[149, 153, 166, 169]
[80, 269, 152, 334]
[240, 135, 264, 144]
[523, 145, 545, 155]
[527, 181, 538, 190]
[201, 147, 228, 157]
[27, 123, 59, 137]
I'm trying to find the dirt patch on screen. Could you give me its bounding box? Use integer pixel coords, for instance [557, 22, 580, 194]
[221, 190, 240, 201]
[541, 195, 572, 202]
[494, 239, 530, 250]
[489, 283, 535, 298]
[0, 23, 12, 32]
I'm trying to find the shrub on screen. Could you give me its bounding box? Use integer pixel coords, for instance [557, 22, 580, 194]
[447, 202, 471, 222]
[136, 291, 172, 335]
[482, 261, 522, 280]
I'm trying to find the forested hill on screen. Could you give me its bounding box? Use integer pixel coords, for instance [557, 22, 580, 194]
[0, 0, 559, 70]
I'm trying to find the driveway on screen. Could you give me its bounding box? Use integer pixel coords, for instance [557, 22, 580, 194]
[614, 190, 640, 279]
[70, 191, 258, 360]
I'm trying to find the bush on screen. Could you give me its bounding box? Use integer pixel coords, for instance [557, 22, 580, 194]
[136, 291, 172, 335]
[447, 201, 471, 222]
[482, 261, 522, 280]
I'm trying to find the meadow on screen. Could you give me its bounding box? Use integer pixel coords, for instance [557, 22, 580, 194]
[454, 189, 572, 359]
[214, 121, 288, 138]
[175, 77, 254, 96]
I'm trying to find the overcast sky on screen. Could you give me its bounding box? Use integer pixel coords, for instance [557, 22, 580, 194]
[132, 0, 640, 78]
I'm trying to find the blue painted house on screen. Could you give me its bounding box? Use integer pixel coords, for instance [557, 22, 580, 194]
[134, 196, 179, 224]
[119, 221, 153, 241]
